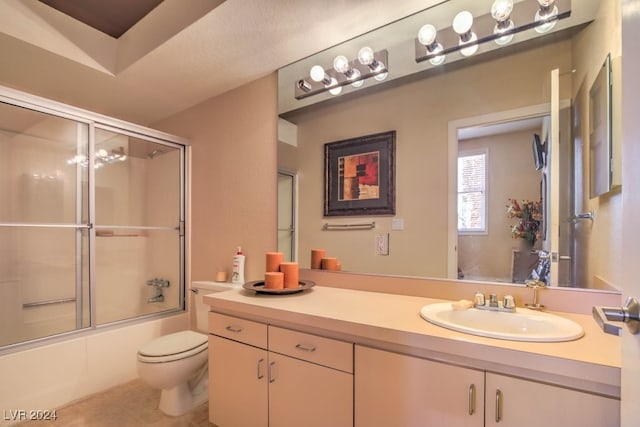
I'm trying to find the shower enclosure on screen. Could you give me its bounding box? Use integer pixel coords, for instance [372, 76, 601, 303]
[0, 87, 187, 350]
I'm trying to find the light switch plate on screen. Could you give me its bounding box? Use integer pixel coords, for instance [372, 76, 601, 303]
[392, 218, 404, 230]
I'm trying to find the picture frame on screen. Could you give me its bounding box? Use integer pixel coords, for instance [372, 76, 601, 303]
[589, 53, 613, 198]
[324, 130, 395, 216]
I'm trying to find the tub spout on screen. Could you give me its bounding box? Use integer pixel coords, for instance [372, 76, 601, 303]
[147, 293, 164, 303]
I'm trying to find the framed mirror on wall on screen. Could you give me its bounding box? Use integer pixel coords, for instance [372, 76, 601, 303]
[277, 0, 622, 292]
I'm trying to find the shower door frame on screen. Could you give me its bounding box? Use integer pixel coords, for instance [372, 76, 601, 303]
[0, 85, 189, 352]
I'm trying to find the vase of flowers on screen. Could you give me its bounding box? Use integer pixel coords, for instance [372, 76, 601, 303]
[506, 198, 542, 246]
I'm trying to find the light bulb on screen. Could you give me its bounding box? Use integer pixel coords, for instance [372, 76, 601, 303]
[333, 55, 350, 74]
[328, 78, 342, 96]
[418, 24, 437, 46]
[453, 11, 474, 35]
[491, 0, 514, 22]
[357, 46, 375, 66]
[494, 19, 515, 45]
[534, 3, 558, 33]
[309, 65, 326, 83]
[97, 149, 108, 158]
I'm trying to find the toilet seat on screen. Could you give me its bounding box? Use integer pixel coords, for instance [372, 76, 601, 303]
[138, 330, 208, 363]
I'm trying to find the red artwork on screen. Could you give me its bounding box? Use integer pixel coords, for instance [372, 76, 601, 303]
[339, 151, 379, 201]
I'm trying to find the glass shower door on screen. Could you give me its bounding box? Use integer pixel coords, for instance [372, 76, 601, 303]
[93, 127, 184, 325]
[0, 102, 90, 347]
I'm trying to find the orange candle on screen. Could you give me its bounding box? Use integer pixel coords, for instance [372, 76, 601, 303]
[280, 262, 299, 288]
[311, 249, 326, 269]
[266, 252, 284, 273]
[321, 257, 338, 271]
[264, 272, 284, 289]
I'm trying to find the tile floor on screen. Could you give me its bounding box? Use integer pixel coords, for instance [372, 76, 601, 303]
[14, 379, 213, 427]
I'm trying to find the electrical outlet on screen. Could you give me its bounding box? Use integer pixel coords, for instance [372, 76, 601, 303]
[375, 234, 389, 256]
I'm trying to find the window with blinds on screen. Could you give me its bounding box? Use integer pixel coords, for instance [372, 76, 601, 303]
[457, 151, 487, 233]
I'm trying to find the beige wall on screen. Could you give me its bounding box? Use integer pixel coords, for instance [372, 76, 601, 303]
[155, 74, 278, 284]
[458, 128, 542, 282]
[286, 40, 572, 278]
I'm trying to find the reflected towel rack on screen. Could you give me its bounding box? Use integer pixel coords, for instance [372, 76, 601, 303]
[323, 221, 376, 231]
[23, 298, 76, 308]
[568, 211, 594, 222]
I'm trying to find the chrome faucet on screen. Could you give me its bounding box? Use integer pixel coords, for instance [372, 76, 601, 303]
[474, 292, 516, 312]
[146, 277, 170, 303]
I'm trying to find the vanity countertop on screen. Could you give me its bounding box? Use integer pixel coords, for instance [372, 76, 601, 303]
[203, 285, 621, 397]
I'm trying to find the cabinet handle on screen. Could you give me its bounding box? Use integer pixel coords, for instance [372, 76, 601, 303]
[268, 361, 276, 383]
[495, 389, 503, 423]
[295, 343, 316, 352]
[225, 325, 243, 333]
[468, 384, 476, 415]
[257, 358, 265, 379]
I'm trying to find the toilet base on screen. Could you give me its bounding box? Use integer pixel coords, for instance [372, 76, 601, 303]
[158, 367, 208, 417]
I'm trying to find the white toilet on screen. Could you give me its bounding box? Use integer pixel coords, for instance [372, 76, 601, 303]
[137, 281, 235, 416]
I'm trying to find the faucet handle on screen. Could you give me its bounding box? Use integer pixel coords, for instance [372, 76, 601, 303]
[503, 295, 516, 309]
[474, 292, 485, 306]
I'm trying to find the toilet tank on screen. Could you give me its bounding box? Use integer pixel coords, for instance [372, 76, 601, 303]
[191, 281, 237, 332]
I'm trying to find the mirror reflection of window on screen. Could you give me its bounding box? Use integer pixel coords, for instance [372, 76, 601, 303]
[457, 150, 487, 234]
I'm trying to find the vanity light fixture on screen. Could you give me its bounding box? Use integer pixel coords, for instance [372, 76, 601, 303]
[415, 0, 570, 66]
[294, 48, 388, 100]
[534, 0, 559, 33]
[453, 11, 478, 57]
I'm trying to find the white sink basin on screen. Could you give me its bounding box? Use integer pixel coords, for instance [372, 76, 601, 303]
[420, 303, 584, 342]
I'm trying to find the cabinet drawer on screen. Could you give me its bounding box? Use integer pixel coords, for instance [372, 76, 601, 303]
[209, 312, 267, 349]
[269, 326, 353, 373]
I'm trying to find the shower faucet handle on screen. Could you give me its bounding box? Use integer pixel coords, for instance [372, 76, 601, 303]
[147, 278, 170, 287]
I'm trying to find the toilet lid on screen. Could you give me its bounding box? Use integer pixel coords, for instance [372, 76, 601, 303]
[139, 330, 207, 358]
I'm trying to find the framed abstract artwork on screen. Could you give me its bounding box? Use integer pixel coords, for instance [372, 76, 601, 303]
[324, 130, 395, 216]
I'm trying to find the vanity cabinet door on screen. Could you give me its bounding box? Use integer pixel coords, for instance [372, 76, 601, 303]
[485, 373, 620, 427]
[209, 335, 268, 427]
[268, 352, 353, 427]
[355, 345, 484, 427]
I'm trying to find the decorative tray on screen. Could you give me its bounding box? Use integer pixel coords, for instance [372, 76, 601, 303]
[242, 280, 315, 295]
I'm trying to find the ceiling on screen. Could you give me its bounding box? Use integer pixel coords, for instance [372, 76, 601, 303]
[38, 0, 164, 38]
[0, 0, 437, 126]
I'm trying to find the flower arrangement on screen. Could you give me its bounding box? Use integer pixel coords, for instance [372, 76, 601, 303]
[506, 198, 542, 245]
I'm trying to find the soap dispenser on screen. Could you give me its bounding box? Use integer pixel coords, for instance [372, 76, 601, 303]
[231, 247, 245, 285]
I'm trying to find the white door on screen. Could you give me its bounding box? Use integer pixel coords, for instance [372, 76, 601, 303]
[621, 1, 640, 425]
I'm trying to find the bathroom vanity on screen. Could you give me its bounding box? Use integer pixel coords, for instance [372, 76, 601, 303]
[204, 286, 620, 427]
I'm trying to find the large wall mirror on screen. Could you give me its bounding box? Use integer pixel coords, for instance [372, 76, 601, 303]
[277, 0, 621, 292]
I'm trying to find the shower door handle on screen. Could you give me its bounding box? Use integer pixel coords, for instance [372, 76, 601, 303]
[593, 297, 640, 335]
